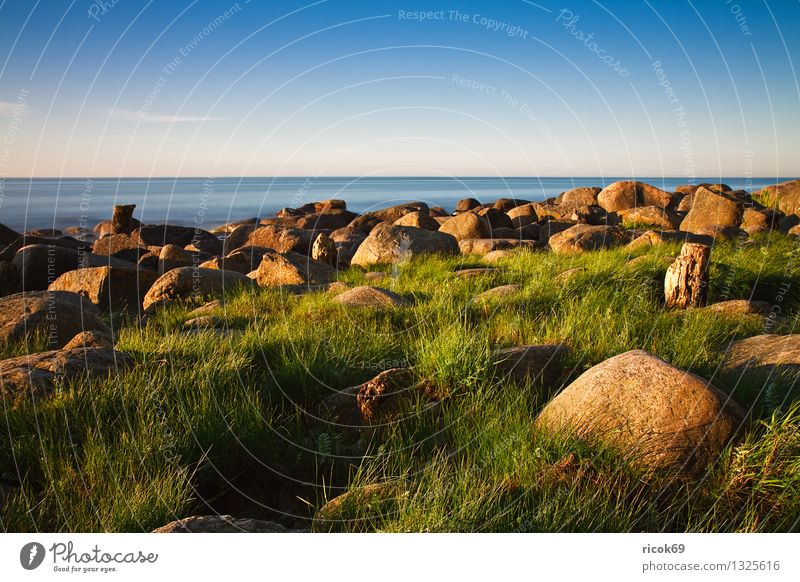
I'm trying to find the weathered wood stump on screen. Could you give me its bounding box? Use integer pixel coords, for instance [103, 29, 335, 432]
[664, 242, 710, 309]
[111, 204, 136, 235]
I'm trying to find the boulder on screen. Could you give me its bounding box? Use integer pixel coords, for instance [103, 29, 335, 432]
[437, 211, 491, 241]
[350, 225, 458, 267]
[507, 203, 538, 220]
[492, 344, 569, 388]
[296, 210, 358, 231]
[455, 198, 482, 213]
[473, 284, 522, 302]
[626, 230, 665, 250]
[740, 208, 776, 235]
[248, 251, 336, 287]
[548, 224, 625, 254]
[618, 206, 680, 230]
[0, 346, 131, 408]
[94, 218, 142, 238]
[0, 223, 22, 246]
[392, 211, 440, 231]
[332, 286, 405, 308]
[199, 246, 271, 275]
[458, 238, 536, 255]
[0, 291, 110, 349]
[755, 179, 800, 215]
[348, 203, 429, 232]
[62, 330, 115, 350]
[679, 186, 743, 234]
[537, 350, 745, 473]
[143, 267, 251, 310]
[481, 250, 515, 263]
[313, 482, 403, 533]
[240, 225, 315, 256]
[597, 181, 674, 212]
[477, 207, 513, 230]
[279, 199, 347, 217]
[556, 187, 601, 206]
[454, 268, 500, 279]
[706, 300, 772, 316]
[153, 515, 293, 533]
[493, 198, 530, 212]
[209, 217, 259, 234]
[537, 220, 577, 245]
[311, 232, 338, 266]
[92, 234, 147, 263]
[133, 224, 217, 248]
[48, 266, 159, 312]
[158, 244, 194, 274]
[721, 334, 800, 385]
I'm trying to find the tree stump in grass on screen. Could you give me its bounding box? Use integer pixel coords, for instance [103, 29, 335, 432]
[111, 204, 136, 235]
[664, 242, 710, 309]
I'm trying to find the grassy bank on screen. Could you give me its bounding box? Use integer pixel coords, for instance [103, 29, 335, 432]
[2, 233, 799, 532]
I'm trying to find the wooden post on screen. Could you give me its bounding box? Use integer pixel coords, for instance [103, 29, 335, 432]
[111, 204, 136, 235]
[665, 242, 710, 309]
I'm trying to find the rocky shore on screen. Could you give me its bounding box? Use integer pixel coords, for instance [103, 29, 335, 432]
[1, 178, 799, 533]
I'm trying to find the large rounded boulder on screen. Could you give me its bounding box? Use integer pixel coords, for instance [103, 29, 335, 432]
[755, 179, 800, 216]
[536, 350, 745, 474]
[597, 181, 674, 212]
[49, 266, 159, 312]
[679, 186, 743, 234]
[437, 211, 491, 241]
[143, 267, 251, 310]
[548, 224, 625, 254]
[351, 225, 458, 267]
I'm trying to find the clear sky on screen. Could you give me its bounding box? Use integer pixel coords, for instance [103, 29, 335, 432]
[0, 0, 798, 178]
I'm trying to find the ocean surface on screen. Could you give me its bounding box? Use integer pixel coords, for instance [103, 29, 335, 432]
[0, 176, 790, 231]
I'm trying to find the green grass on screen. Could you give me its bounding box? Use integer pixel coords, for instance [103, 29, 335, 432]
[2, 232, 799, 532]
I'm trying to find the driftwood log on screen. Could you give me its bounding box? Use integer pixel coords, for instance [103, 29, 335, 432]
[111, 204, 136, 235]
[664, 242, 710, 309]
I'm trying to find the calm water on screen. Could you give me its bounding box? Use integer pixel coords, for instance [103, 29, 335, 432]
[0, 176, 790, 231]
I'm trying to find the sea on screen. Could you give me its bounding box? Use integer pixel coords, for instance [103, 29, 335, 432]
[0, 176, 790, 232]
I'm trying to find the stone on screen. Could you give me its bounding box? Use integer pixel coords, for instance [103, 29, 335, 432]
[143, 267, 251, 310]
[618, 206, 680, 230]
[481, 250, 515, 263]
[554, 267, 585, 283]
[199, 246, 271, 275]
[92, 234, 147, 263]
[0, 291, 110, 349]
[740, 208, 776, 235]
[454, 268, 500, 279]
[679, 186, 743, 234]
[313, 482, 404, 532]
[392, 211, 440, 231]
[537, 220, 577, 245]
[458, 238, 536, 255]
[477, 207, 513, 230]
[755, 179, 800, 215]
[548, 224, 624, 254]
[455, 198, 482, 213]
[437, 211, 491, 241]
[296, 210, 358, 231]
[348, 202, 429, 232]
[507, 203, 538, 220]
[0, 347, 132, 408]
[626, 230, 664, 250]
[350, 225, 458, 267]
[62, 330, 115, 350]
[48, 266, 159, 312]
[187, 299, 222, 317]
[94, 217, 142, 238]
[597, 181, 675, 212]
[248, 251, 336, 287]
[239, 225, 315, 256]
[158, 244, 193, 274]
[332, 286, 405, 308]
[311, 232, 338, 266]
[536, 350, 745, 473]
[706, 299, 772, 316]
[133, 224, 218, 248]
[721, 335, 800, 385]
[493, 198, 530, 212]
[153, 515, 293, 533]
[473, 284, 522, 302]
[492, 344, 569, 388]
[209, 217, 259, 234]
[556, 187, 601, 206]
[0, 223, 22, 246]
[111, 204, 137, 235]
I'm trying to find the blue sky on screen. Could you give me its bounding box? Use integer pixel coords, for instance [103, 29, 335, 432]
[0, 0, 798, 178]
